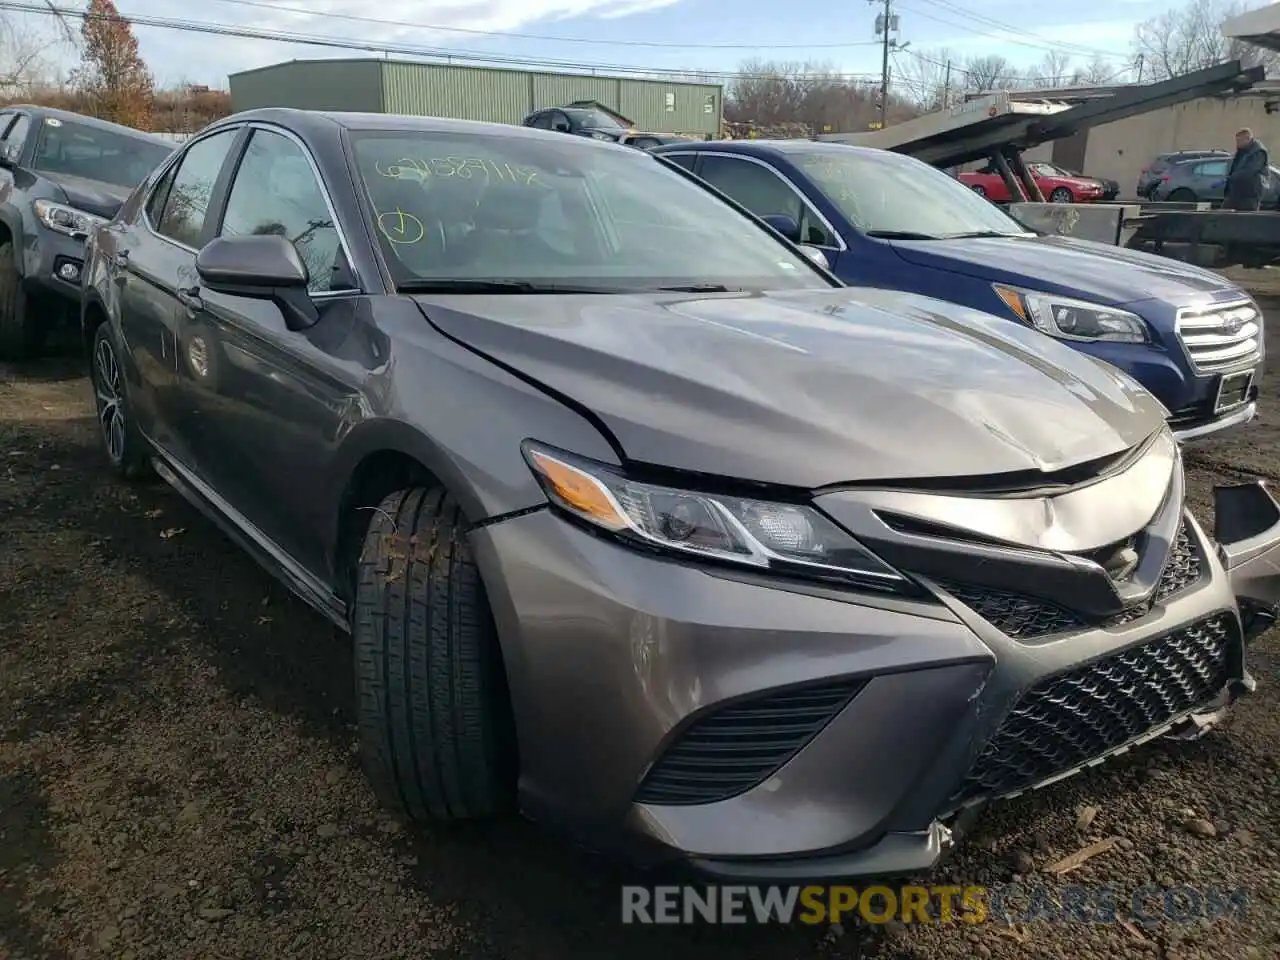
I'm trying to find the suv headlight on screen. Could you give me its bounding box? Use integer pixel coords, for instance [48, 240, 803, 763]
[523, 442, 910, 593]
[993, 284, 1149, 344]
[33, 199, 107, 239]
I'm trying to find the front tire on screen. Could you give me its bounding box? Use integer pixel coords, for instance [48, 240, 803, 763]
[89, 323, 151, 480]
[353, 487, 516, 822]
[0, 240, 41, 361]
[1049, 187, 1074, 203]
[970, 184, 986, 197]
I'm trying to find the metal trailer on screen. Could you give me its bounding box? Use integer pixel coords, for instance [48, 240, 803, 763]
[815, 62, 1280, 267]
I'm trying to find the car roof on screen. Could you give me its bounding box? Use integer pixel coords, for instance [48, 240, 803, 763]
[652, 138, 897, 161]
[208, 107, 628, 150]
[3, 104, 174, 146]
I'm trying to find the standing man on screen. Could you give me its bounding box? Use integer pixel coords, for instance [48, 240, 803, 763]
[1224, 127, 1269, 211]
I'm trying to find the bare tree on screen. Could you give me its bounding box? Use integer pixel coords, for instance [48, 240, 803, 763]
[725, 59, 917, 133]
[894, 47, 959, 109]
[1076, 54, 1118, 85]
[963, 54, 1016, 93]
[0, 12, 69, 97]
[1134, 0, 1280, 80]
[1028, 50, 1076, 88]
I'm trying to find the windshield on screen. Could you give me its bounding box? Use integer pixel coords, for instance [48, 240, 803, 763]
[564, 108, 625, 130]
[350, 130, 832, 292]
[794, 149, 1031, 239]
[31, 118, 173, 189]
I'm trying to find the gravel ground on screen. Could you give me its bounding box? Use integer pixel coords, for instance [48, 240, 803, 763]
[3, 281, 1280, 959]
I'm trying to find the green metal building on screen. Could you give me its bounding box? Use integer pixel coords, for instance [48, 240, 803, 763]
[228, 58, 723, 136]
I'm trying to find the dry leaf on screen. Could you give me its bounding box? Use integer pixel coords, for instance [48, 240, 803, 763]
[1119, 920, 1149, 943]
[1046, 836, 1118, 875]
[159, 527, 185, 540]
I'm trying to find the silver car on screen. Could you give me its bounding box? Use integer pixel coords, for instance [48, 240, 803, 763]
[81, 108, 1280, 880]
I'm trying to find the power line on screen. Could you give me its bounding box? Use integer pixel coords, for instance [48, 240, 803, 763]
[898, 0, 1131, 60]
[0, 1, 887, 82]
[197, 0, 885, 51]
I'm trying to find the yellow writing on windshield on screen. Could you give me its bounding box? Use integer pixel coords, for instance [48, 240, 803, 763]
[375, 156, 540, 185]
[376, 208, 425, 245]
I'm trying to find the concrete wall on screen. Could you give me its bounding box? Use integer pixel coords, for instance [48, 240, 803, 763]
[1081, 96, 1280, 197]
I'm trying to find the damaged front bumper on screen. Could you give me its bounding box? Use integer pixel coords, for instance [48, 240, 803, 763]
[1216, 480, 1280, 641]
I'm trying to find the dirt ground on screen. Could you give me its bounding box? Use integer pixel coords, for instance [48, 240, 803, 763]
[3, 280, 1280, 960]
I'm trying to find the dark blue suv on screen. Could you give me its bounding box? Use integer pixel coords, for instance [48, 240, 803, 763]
[651, 139, 1263, 442]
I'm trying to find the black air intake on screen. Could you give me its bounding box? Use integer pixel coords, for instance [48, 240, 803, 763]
[634, 680, 864, 806]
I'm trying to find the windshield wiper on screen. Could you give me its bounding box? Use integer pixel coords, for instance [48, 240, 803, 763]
[938, 230, 1025, 239]
[864, 230, 944, 240]
[652, 283, 741, 293]
[396, 279, 624, 294]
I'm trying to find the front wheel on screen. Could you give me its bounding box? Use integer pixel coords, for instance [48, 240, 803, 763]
[1049, 187, 1074, 203]
[353, 487, 517, 822]
[970, 184, 987, 197]
[0, 240, 40, 361]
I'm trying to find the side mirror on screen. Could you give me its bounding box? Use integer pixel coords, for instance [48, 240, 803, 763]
[761, 213, 802, 243]
[195, 234, 318, 331]
[798, 245, 830, 271]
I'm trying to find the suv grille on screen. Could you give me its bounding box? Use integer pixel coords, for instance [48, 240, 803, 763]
[634, 680, 864, 806]
[949, 613, 1236, 809]
[1176, 301, 1263, 373]
[935, 520, 1202, 641]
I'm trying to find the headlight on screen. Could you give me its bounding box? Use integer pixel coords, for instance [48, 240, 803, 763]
[33, 199, 107, 239]
[992, 284, 1149, 344]
[523, 442, 909, 592]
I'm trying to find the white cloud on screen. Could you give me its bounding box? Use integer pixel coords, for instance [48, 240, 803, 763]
[10, 0, 690, 87]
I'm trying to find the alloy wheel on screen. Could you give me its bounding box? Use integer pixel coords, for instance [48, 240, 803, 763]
[93, 335, 126, 463]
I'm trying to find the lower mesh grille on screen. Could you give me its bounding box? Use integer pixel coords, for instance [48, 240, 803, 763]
[949, 613, 1236, 808]
[935, 520, 1203, 640]
[634, 680, 864, 806]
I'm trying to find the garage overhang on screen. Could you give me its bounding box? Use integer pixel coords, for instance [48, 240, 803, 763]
[1223, 3, 1280, 54]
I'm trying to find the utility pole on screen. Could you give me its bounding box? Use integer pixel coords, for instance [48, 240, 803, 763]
[942, 59, 952, 109]
[871, 0, 905, 127]
[1135, 53, 1144, 84]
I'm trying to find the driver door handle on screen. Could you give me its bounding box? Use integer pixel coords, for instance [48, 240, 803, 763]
[176, 285, 203, 312]
[114, 250, 130, 269]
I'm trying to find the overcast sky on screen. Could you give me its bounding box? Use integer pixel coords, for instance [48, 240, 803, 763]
[7, 0, 1193, 89]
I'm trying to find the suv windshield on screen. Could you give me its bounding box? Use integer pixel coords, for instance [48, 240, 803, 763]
[794, 149, 1031, 239]
[563, 108, 625, 130]
[31, 118, 173, 189]
[351, 130, 833, 292]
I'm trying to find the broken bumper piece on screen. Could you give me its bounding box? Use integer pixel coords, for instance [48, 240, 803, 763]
[1215, 480, 1280, 642]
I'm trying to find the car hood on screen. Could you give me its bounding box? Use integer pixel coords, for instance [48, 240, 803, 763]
[413, 287, 1166, 489]
[889, 233, 1242, 307]
[41, 172, 131, 219]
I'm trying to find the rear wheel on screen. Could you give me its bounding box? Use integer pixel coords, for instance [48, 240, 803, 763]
[1049, 187, 1074, 203]
[0, 240, 41, 361]
[970, 184, 986, 197]
[353, 487, 516, 822]
[89, 322, 151, 480]
[1168, 188, 1197, 203]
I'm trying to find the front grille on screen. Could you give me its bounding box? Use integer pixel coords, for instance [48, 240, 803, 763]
[1176, 300, 1263, 373]
[949, 613, 1236, 808]
[935, 520, 1203, 641]
[634, 680, 864, 806]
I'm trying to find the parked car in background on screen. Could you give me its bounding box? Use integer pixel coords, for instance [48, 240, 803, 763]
[0, 105, 174, 359]
[1030, 161, 1119, 200]
[82, 107, 1280, 880]
[653, 139, 1264, 441]
[520, 103, 693, 149]
[1148, 155, 1280, 208]
[957, 161, 1105, 202]
[1137, 149, 1230, 198]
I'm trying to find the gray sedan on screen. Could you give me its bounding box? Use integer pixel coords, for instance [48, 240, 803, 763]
[81, 107, 1280, 880]
[1150, 155, 1280, 207]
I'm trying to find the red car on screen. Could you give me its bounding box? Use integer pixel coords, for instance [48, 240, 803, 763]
[958, 162, 1106, 203]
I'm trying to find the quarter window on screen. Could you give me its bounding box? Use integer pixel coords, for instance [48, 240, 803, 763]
[218, 128, 346, 293]
[1193, 160, 1229, 177]
[697, 155, 837, 247]
[155, 129, 239, 247]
